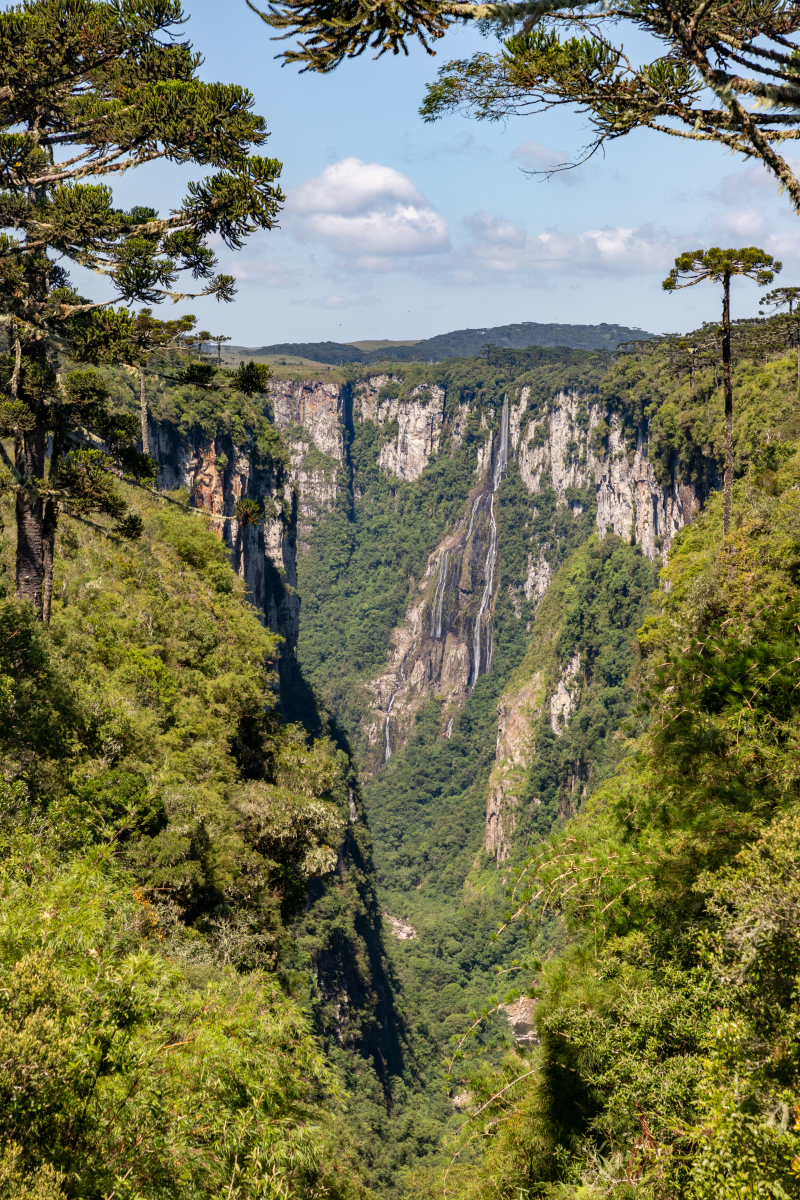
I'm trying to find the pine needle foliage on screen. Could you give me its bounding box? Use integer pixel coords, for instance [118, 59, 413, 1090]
[0, 0, 283, 617]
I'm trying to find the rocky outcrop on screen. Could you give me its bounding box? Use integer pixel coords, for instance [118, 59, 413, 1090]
[549, 653, 581, 735]
[152, 421, 299, 682]
[517, 392, 702, 557]
[355, 376, 446, 482]
[499, 996, 538, 1044]
[485, 673, 544, 860]
[383, 914, 417, 940]
[271, 379, 344, 461]
[367, 400, 509, 765]
[282, 426, 339, 552]
[270, 380, 345, 552]
[365, 382, 705, 772]
[595, 424, 702, 555]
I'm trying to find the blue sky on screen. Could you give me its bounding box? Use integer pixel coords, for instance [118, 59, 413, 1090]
[72, 1, 800, 344]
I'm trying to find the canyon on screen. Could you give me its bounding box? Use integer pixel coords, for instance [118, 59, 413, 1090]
[161, 358, 706, 867]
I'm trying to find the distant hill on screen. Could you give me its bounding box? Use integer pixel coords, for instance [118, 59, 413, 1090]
[378, 321, 654, 361]
[348, 339, 420, 352]
[249, 341, 367, 365]
[248, 322, 655, 366]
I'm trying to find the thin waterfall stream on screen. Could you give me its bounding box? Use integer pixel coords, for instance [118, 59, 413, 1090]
[470, 396, 509, 688]
[430, 551, 450, 640]
[384, 691, 397, 762]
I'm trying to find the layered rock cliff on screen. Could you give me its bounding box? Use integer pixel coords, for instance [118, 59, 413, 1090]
[151, 420, 299, 688]
[151, 363, 708, 866]
[362, 385, 702, 771]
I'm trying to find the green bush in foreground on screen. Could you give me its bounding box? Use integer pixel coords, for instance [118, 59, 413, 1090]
[0, 818, 364, 1200]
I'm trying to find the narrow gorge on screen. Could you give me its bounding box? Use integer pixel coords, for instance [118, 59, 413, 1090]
[167, 353, 706, 863]
[135, 340, 787, 1197]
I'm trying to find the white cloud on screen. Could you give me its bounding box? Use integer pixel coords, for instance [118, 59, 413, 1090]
[710, 206, 770, 240]
[290, 157, 424, 215]
[441, 213, 682, 284]
[712, 159, 800, 206]
[701, 207, 800, 264]
[760, 230, 800, 261]
[290, 291, 381, 310]
[286, 157, 449, 263]
[402, 131, 491, 164]
[311, 294, 373, 309]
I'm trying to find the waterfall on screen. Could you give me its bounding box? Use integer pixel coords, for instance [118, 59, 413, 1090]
[384, 691, 397, 762]
[465, 493, 483, 542]
[470, 396, 509, 688]
[430, 551, 450, 639]
[493, 394, 510, 492]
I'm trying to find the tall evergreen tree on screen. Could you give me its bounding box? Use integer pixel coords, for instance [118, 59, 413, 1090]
[760, 286, 800, 392]
[0, 0, 283, 616]
[662, 247, 780, 534]
[250, 0, 800, 209]
[71, 306, 197, 455]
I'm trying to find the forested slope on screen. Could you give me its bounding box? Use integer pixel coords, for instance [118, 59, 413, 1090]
[2, 322, 798, 1200]
[250, 322, 654, 367]
[433, 451, 800, 1199]
[277, 328, 800, 1198]
[0, 476, 394, 1199]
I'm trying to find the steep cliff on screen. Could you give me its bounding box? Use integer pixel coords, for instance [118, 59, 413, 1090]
[152, 419, 300, 685]
[255, 355, 711, 870]
[154, 355, 709, 874]
[360, 382, 702, 772]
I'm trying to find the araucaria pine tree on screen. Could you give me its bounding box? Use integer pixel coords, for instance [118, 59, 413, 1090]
[0, 0, 284, 618]
[662, 248, 780, 534]
[760, 286, 800, 392]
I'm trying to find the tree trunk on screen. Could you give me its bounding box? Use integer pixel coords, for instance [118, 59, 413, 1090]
[140, 363, 150, 455]
[41, 498, 56, 624]
[13, 325, 47, 614]
[15, 426, 46, 615]
[722, 275, 733, 536]
[41, 426, 64, 625]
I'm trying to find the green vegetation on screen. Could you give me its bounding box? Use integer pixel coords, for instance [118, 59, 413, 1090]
[286, 328, 800, 1199]
[0, 835, 362, 1200]
[251, 323, 654, 368]
[2, 9, 798, 1197]
[418, 449, 800, 1199]
[376, 322, 654, 360]
[255, 341, 371, 364]
[296, 354, 610, 750]
[512, 534, 658, 841]
[0, 481, 382, 1197]
[0, 0, 283, 617]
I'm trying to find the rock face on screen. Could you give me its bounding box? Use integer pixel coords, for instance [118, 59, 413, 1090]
[271, 379, 344, 461]
[382, 914, 417, 941]
[270, 380, 345, 552]
[517, 391, 702, 556]
[151, 421, 299, 687]
[354, 376, 446, 482]
[485, 674, 544, 860]
[499, 996, 538, 1044]
[363, 385, 703, 772]
[156, 370, 706, 843]
[368, 398, 510, 765]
